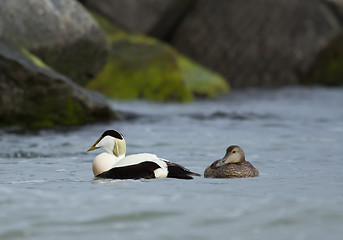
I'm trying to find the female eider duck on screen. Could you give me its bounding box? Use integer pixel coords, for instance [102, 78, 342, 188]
[87, 130, 200, 180]
[204, 145, 259, 178]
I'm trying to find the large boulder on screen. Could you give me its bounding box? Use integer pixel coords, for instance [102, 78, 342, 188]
[0, 0, 109, 85]
[169, 0, 343, 88]
[0, 42, 116, 128]
[86, 13, 229, 102]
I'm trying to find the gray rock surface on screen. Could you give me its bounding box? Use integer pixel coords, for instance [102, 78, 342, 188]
[327, 0, 343, 17]
[170, 0, 343, 88]
[81, 0, 194, 38]
[0, 0, 108, 85]
[81, 0, 172, 33]
[0, 42, 116, 128]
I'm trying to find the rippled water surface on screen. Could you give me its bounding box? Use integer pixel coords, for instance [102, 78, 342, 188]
[1, 87, 343, 240]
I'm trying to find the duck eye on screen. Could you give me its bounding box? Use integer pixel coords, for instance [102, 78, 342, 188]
[232, 151, 236, 153]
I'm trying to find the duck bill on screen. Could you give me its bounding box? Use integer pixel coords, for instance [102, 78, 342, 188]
[87, 145, 100, 152]
[87, 136, 102, 152]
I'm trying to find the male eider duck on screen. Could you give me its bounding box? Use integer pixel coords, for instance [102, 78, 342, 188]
[87, 130, 201, 180]
[204, 145, 259, 178]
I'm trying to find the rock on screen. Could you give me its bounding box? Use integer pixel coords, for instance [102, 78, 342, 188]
[302, 0, 343, 85]
[81, 0, 171, 34]
[0, 0, 109, 85]
[169, 0, 343, 88]
[303, 35, 343, 85]
[80, 0, 195, 38]
[0, 42, 116, 128]
[177, 55, 229, 98]
[86, 13, 229, 102]
[327, 0, 343, 18]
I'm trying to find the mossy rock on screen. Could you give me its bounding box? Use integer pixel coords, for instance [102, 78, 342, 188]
[303, 36, 343, 86]
[87, 37, 192, 101]
[0, 42, 116, 129]
[178, 55, 229, 98]
[87, 12, 229, 102]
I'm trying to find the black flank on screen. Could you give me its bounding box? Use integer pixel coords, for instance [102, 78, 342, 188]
[96, 162, 160, 180]
[166, 162, 201, 179]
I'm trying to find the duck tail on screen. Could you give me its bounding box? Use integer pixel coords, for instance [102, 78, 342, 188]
[166, 162, 201, 179]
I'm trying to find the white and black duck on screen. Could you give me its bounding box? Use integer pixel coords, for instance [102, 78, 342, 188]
[87, 130, 200, 180]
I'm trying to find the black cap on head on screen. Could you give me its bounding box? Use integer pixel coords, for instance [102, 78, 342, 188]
[102, 130, 123, 140]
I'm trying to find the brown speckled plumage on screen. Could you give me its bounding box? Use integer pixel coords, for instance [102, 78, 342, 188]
[204, 159, 259, 178]
[204, 145, 259, 178]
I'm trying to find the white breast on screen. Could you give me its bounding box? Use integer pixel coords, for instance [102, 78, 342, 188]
[92, 152, 118, 176]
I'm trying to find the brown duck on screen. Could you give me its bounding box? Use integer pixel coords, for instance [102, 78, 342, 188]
[204, 145, 259, 178]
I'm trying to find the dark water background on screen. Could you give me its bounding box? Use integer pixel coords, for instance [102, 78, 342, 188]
[1, 87, 343, 240]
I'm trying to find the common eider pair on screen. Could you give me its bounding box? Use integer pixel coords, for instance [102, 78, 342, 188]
[88, 130, 258, 180]
[88, 130, 201, 179]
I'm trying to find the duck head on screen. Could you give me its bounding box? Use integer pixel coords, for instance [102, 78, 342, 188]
[215, 145, 245, 167]
[87, 129, 127, 157]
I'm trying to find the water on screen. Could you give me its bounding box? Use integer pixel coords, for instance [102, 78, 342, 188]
[1, 87, 343, 240]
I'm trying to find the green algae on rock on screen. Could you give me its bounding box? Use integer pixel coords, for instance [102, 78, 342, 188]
[87, 37, 192, 101]
[20, 48, 52, 71]
[87, 12, 229, 102]
[177, 55, 229, 98]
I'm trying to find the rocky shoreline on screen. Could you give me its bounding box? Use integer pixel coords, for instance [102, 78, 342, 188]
[1, 0, 343, 128]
